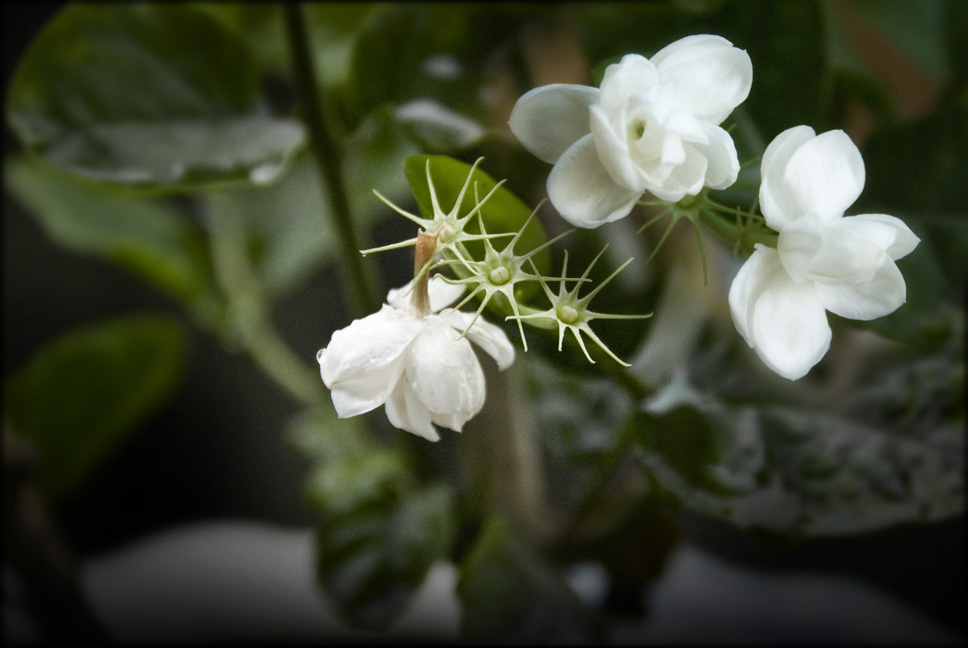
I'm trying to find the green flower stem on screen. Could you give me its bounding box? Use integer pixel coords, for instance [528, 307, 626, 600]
[699, 207, 778, 255]
[209, 205, 323, 408]
[282, 3, 380, 318]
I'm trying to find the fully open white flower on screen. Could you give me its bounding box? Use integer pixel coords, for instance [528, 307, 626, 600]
[317, 277, 514, 441]
[729, 126, 920, 380]
[509, 35, 752, 228]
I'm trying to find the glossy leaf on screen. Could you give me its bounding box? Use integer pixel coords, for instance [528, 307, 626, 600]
[288, 409, 456, 631]
[634, 356, 965, 536]
[6, 4, 304, 191]
[341, 4, 481, 129]
[4, 313, 188, 501]
[457, 516, 601, 644]
[314, 485, 456, 631]
[4, 158, 222, 323]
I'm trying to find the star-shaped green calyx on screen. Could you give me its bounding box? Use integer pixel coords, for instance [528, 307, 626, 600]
[508, 246, 652, 366]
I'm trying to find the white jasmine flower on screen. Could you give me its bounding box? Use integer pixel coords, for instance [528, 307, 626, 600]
[317, 276, 515, 441]
[729, 126, 920, 380]
[509, 35, 752, 228]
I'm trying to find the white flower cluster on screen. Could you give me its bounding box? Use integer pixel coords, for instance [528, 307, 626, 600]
[508, 34, 919, 381]
[728, 126, 919, 380]
[318, 33, 922, 441]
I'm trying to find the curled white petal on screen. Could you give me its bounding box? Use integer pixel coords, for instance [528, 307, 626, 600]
[728, 245, 778, 347]
[782, 129, 865, 222]
[318, 306, 420, 417]
[759, 125, 817, 230]
[815, 259, 907, 320]
[647, 145, 708, 202]
[802, 216, 890, 284]
[547, 134, 642, 228]
[849, 214, 920, 260]
[437, 309, 516, 370]
[651, 34, 753, 125]
[693, 122, 740, 190]
[590, 105, 645, 191]
[406, 318, 485, 432]
[749, 266, 832, 381]
[385, 380, 440, 442]
[509, 84, 599, 163]
[598, 54, 660, 113]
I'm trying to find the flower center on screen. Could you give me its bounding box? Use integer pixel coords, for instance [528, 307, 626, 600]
[488, 265, 510, 285]
[556, 304, 580, 324]
[438, 224, 456, 243]
[630, 118, 646, 141]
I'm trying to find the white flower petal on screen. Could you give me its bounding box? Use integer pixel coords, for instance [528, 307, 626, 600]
[509, 84, 599, 164]
[777, 212, 824, 284]
[728, 245, 777, 346]
[590, 105, 645, 191]
[547, 134, 642, 228]
[849, 214, 920, 260]
[319, 305, 419, 392]
[693, 122, 740, 189]
[385, 381, 440, 441]
[436, 309, 516, 370]
[599, 54, 660, 113]
[816, 259, 907, 320]
[801, 216, 889, 284]
[329, 376, 399, 418]
[406, 319, 485, 430]
[759, 125, 817, 230]
[647, 145, 708, 202]
[750, 271, 832, 381]
[651, 35, 753, 125]
[783, 129, 865, 222]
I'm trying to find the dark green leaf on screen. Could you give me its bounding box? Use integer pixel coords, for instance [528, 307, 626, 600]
[288, 408, 456, 631]
[6, 4, 304, 191]
[457, 516, 600, 644]
[341, 4, 481, 129]
[4, 313, 188, 500]
[4, 157, 221, 323]
[315, 485, 457, 630]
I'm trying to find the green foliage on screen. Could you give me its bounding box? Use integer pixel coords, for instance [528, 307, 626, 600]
[288, 409, 457, 631]
[632, 348, 965, 536]
[4, 158, 222, 324]
[457, 516, 601, 644]
[4, 314, 188, 501]
[6, 4, 304, 192]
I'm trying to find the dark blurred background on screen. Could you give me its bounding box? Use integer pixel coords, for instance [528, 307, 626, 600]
[3, 1, 965, 642]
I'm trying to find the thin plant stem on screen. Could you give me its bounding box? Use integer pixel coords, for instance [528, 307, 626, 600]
[209, 202, 323, 409]
[283, 3, 380, 317]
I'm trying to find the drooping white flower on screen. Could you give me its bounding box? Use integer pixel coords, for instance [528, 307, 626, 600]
[317, 276, 514, 441]
[509, 35, 752, 228]
[729, 126, 920, 381]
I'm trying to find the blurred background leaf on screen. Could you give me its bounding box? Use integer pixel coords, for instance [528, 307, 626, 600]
[5, 4, 304, 191]
[4, 157, 223, 325]
[288, 408, 457, 631]
[4, 313, 189, 501]
[457, 515, 601, 644]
